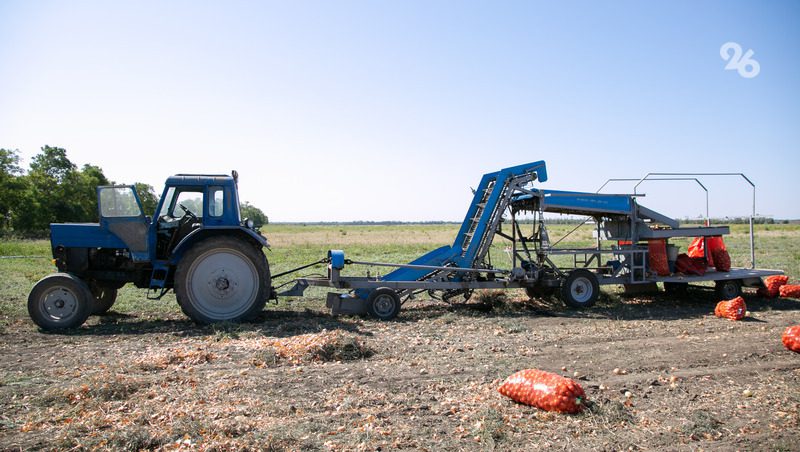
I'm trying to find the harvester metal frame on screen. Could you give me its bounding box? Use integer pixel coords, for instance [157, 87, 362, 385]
[277, 161, 782, 320]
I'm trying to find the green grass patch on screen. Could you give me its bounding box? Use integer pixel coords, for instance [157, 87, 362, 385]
[2, 224, 799, 327]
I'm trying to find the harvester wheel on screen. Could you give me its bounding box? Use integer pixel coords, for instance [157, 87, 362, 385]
[175, 237, 269, 324]
[663, 282, 689, 297]
[560, 269, 599, 308]
[715, 280, 742, 300]
[89, 282, 118, 315]
[366, 288, 401, 321]
[28, 273, 93, 331]
[525, 286, 557, 299]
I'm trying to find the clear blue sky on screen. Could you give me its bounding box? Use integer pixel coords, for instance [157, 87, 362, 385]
[1, 1, 798, 221]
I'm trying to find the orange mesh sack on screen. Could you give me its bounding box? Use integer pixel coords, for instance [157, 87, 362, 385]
[708, 237, 730, 272]
[648, 239, 670, 276]
[758, 275, 789, 298]
[498, 369, 585, 414]
[688, 237, 714, 267]
[714, 296, 746, 321]
[779, 284, 800, 298]
[782, 326, 800, 353]
[711, 249, 731, 272]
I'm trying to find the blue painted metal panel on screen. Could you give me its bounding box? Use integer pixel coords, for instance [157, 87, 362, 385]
[380, 245, 455, 283]
[50, 223, 128, 249]
[540, 190, 632, 215]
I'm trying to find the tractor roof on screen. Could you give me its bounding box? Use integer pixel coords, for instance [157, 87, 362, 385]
[165, 174, 236, 186]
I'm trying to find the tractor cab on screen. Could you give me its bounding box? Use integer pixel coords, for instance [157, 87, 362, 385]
[94, 174, 244, 262]
[151, 174, 243, 260]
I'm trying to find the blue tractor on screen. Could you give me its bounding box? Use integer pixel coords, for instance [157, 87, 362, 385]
[27, 171, 271, 330]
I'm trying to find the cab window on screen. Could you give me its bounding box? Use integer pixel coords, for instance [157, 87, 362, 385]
[209, 187, 224, 217]
[99, 187, 142, 217]
[173, 191, 203, 218]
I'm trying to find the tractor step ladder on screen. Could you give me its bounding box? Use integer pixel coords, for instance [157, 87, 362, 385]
[147, 261, 171, 300]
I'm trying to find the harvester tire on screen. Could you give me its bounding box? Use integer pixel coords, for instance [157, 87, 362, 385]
[560, 269, 599, 308]
[175, 237, 269, 324]
[715, 280, 742, 300]
[89, 282, 118, 315]
[367, 288, 401, 321]
[28, 273, 93, 331]
[663, 282, 689, 297]
[525, 286, 557, 299]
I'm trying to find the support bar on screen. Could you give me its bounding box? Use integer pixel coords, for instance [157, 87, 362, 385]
[348, 260, 509, 275]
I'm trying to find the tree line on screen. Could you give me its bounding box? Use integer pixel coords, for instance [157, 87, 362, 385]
[0, 146, 268, 237]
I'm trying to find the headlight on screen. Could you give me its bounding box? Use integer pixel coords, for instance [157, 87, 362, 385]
[245, 219, 254, 229]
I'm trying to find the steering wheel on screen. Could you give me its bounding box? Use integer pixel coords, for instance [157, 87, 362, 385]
[178, 203, 198, 222]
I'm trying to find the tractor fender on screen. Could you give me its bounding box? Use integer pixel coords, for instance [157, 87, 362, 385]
[169, 227, 268, 265]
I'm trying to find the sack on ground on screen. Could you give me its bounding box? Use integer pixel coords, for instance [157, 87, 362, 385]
[782, 326, 800, 353]
[714, 296, 746, 321]
[758, 275, 789, 298]
[498, 369, 586, 414]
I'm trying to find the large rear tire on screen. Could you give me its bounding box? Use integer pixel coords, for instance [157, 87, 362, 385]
[175, 237, 269, 324]
[560, 269, 600, 308]
[28, 273, 93, 330]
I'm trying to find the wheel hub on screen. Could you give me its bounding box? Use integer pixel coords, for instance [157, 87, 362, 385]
[374, 295, 395, 316]
[215, 277, 230, 291]
[43, 288, 77, 319]
[207, 269, 237, 299]
[570, 278, 593, 303]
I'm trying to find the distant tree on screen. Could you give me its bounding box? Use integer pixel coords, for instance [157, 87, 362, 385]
[240, 201, 268, 228]
[134, 182, 159, 216]
[0, 149, 26, 230]
[14, 146, 109, 234]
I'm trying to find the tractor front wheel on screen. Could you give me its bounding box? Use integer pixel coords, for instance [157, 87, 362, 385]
[175, 237, 270, 324]
[28, 273, 93, 331]
[89, 282, 118, 315]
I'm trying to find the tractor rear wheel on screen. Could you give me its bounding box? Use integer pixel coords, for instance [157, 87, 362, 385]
[28, 273, 93, 331]
[89, 282, 118, 315]
[175, 237, 269, 324]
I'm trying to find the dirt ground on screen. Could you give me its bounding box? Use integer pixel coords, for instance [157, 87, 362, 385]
[1, 287, 800, 451]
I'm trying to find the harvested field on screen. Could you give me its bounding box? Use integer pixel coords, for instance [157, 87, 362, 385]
[1, 224, 800, 450]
